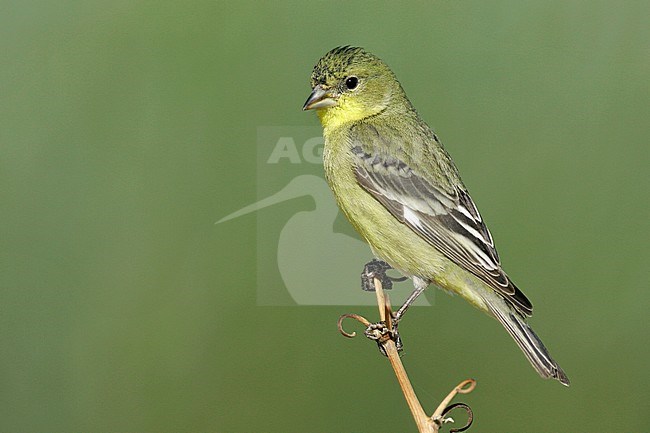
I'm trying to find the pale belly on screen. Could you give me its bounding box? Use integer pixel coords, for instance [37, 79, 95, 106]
[322, 128, 491, 313]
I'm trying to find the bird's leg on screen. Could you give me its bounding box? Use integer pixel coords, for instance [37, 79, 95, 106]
[364, 321, 403, 355]
[361, 259, 393, 291]
[360, 259, 406, 354]
[392, 276, 429, 324]
[360, 258, 407, 291]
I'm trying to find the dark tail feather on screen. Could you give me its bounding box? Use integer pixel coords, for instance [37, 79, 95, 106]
[486, 301, 570, 386]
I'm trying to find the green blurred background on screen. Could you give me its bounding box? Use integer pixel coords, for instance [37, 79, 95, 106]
[1, 1, 649, 431]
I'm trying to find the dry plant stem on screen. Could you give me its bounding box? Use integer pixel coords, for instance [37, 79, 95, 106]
[372, 277, 437, 433]
[337, 277, 476, 432]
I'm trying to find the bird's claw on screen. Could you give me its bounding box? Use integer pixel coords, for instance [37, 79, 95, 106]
[364, 321, 403, 356]
[361, 259, 401, 291]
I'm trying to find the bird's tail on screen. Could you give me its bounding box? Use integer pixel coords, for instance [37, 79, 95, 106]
[485, 299, 570, 386]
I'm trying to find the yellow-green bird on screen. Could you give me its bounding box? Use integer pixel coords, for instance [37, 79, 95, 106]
[303, 46, 569, 385]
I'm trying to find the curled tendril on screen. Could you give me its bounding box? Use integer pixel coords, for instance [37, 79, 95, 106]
[337, 313, 371, 338]
[432, 379, 477, 432]
[441, 402, 473, 433]
[455, 379, 476, 394]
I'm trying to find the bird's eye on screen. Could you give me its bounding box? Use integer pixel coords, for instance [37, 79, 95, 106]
[345, 76, 359, 90]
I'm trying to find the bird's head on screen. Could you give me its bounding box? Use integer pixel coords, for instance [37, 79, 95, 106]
[303, 46, 404, 128]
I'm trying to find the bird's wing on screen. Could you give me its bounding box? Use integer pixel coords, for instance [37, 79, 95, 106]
[352, 145, 533, 316]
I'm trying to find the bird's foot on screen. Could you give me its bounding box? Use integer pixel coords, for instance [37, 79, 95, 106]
[364, 321, 403, 356]
[361, 259, 407, 291]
